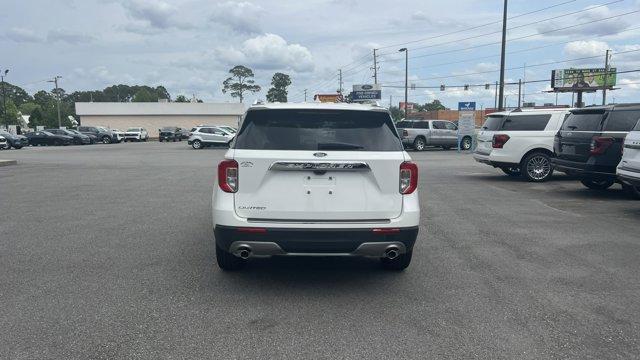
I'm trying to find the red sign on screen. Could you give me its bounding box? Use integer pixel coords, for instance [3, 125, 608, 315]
[314, 94, 343, 103]
[399, 102, 415, 111]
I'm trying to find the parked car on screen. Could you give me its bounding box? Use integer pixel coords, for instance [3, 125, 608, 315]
[0, 130, 28, 149]
[45, 128, 92, 145]
[25, 131, 73, 146]
[212, 102, 420, 271]
[67, 129, 96, 144]
[110, 128, 125, 142]
[124, 127, 149, 142]
[217, 125, 237, 134]
[158, 127, 184, 142]
[396, 119, 472, 151]
[553, 104, 640, 192]
[617, 119, 640, 198]
[188, 126, 234, 149]
[0, 135, 8, 150]
[473, 109, 571, 182]
[77, 126, 120, 144]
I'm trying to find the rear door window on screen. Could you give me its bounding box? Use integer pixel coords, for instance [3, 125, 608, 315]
[235, 109, 402, 151]
[481, 116, 504, 130]
[561, 111, 605, 131]
[604, 110, 640, 131]
[396, 121, 413, 128]
[414, 122, 430, 129]
[432, 121, 447, 130]
[501, 114, 551, 131]
[444, 122, 457, 130]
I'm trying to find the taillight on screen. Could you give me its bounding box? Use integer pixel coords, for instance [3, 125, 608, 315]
[218, 159, 238, 193]
[590, 136, 614, 155]
[492, 134, 510, 148]
[399, 161, 418, 194]
[373, 228, 400, 234]
[402, 129, 408, 137]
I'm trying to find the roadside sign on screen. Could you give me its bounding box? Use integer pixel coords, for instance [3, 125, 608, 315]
[352, 84, 381, 101]
[458, 102, 476, 111]
[457, 102, 476, 151]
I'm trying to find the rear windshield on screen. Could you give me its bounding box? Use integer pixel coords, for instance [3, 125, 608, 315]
[481, 115, 505, 130]
[234, 109, 403, 151]
[501, 114, 551, 131]
[604, 109, 640, 132]
[561, 111, 605, 131]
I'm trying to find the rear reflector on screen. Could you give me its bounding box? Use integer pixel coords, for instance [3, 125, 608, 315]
[218, 159, 238, 193]
[237, 227, 267, 233]
[399, 161, 418, 194]
[373, 228, 401, 234]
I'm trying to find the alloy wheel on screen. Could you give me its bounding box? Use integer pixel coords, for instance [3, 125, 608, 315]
[526, 155, 551, 181]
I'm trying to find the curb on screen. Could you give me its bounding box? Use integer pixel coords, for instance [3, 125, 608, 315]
[0, 160, 18, 167]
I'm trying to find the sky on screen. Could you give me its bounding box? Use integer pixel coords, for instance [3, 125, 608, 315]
[1, 0, 640, 109]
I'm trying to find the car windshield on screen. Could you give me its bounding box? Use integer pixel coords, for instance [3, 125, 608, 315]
[161, 127, 175, 131]
[97, 127, 108, 131]
[634, 119, 640, 131]
[561, 111, 605, 131]
[67, 129, 79, 134]
[42, 131, 54, 136]
[481, 115, 505, 130]
[127, 128, 140, 132]
[234, 109, 403, 151]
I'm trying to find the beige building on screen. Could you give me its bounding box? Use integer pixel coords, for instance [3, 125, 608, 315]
[75, 102, 245, 137]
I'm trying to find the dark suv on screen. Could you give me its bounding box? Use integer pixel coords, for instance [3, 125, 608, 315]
[553, 104, 640, 191]
[158, 127, 184, 142]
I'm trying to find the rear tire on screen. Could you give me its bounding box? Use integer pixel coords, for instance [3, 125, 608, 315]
[192, 139, 202, 149]
[460, 136, 472, 150]
[522, 152, 553, 182]
[580, 178, 614, 190]
[501, 167, 521, 176]
[381, 250, 412, 271]
[413, 137, 426, 151]
[622, 183, 640, 199]
[101, 136, 111, 144]
[216, 245, 247, 271]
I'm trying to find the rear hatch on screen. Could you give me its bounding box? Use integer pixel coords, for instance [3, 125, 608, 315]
[232, 108, 406, 222]
[621, 126, 640, 172]
[555, 109, 606, 163]
[476, 114, 505, 155]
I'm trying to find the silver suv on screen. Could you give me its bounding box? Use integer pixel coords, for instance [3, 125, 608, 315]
[397, 119, 472, 151]
[188, 126, 235, 149]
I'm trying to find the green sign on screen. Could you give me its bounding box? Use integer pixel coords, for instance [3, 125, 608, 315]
[552, 68, 617, 91]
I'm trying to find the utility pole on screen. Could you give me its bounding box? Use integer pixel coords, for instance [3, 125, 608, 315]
[522, 62, 526, 105]
[497, 0, 508, 111]
[390, 95, 392, 108]
[494, 81, 498, 109]
[399, 48, 408, 118]
[338, 69, 343, 94]
[304, 89, 307, 102]
[517, 79, 522, 108]
[1, 69, 8, 126]
[602, 49, 611, 106]
[372, 49, 378, 84]
[48, 76, 62, 128]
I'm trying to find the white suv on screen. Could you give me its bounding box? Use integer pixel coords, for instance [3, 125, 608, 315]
[124, 127, 149, 142]
[212, 103, 420, 271]
[617, 119, 640, 199]
[188, 126, 235, 149]
[473, 109, 570, 182]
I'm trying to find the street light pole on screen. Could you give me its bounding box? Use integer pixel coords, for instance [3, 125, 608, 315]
[399, 48, 408, 118]
[1, 69, 8, 126]
[48, 76, 62, 128]
[498, 0, 508, 111]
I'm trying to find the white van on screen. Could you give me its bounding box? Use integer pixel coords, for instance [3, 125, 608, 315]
[473, 109, 571, 182]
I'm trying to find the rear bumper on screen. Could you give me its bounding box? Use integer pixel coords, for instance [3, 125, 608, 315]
[618, 166, 640, 187]
[215, 225, 419, 256]
[552, 158, 616, 179]
[473, 152, 519, 168]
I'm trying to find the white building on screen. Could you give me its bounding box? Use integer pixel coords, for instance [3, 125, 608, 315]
[75, 102, 245, 137]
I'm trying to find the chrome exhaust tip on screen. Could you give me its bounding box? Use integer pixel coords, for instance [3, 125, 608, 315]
[237, 246, 251, 259]
[384, 247, 399, 260]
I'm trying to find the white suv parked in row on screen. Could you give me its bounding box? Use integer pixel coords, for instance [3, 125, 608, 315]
[473, 109, 570, 182]
[212, 103, 420, 271]
[617, 119, 640, 198]
[188, 126, 235, 149]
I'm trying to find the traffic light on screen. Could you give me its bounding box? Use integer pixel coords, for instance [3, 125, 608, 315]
[464, 84, 469, 91]
[485, 83, 491, 90]
[440, 84, 445, 91]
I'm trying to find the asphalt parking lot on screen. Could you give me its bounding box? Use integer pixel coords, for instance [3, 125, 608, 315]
[1, 142, 639, 359]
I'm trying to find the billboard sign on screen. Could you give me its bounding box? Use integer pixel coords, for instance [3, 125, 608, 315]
[351, 84, 382, 101]
[458, 102, 476, 111]
[552, 68, 617, 91]
[314, 94, 343, 103]
[399, 102, 415, 111]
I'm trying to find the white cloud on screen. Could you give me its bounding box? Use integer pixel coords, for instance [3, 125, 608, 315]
[47, 29, 94, 44]
[120, 0, 191, 30]
[564, 40, 609, 58]
[215, 33, 314, 73]
[4, 27, 43, 43]
[536, 5, 631, 37]
[210, 1, 262, 34]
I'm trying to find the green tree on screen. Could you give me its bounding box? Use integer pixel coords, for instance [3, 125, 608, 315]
[389, 106, 403, 121]
[155, 86, 170, 101]
[266, 72, 291, 103]
[416, 99, 447, 112]
[175, 95, 189, 103]
[2, 99, 20, 125]
[1, 82, 32, 107]
[19, 102, 41, 115]
[222, 65, 261, 103]
[28, 107, 44, 129]
[132, 88, 157, 102]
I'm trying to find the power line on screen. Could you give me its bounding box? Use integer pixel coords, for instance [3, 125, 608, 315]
[376, 0, 579, 50]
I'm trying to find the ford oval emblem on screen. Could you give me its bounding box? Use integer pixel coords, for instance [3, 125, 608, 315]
[313, 152, 327, 158]
[362, 85, 373, 90]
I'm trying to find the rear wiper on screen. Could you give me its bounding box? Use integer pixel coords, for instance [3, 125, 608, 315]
[317, 142, 364, 150]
